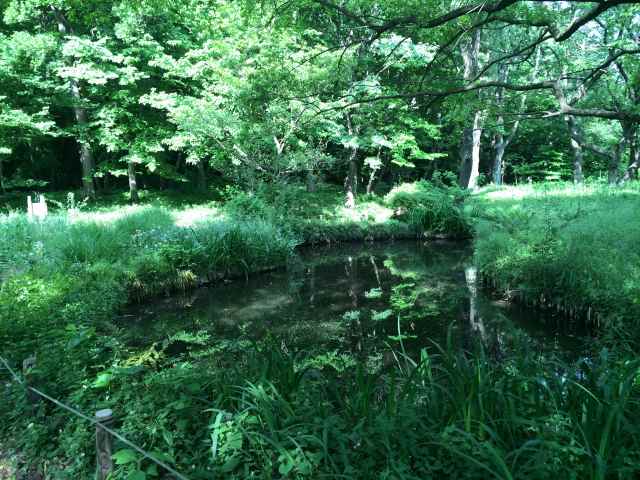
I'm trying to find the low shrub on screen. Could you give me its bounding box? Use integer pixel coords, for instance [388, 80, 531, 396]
[224, 190, 276, 220]
[385, 180, 471, 238]
[291, 218, 413, 244]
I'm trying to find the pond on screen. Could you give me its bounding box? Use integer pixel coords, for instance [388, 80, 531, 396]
[121, 241, 587, 361]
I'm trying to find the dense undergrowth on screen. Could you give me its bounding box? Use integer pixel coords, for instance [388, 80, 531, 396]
[224, 180, 471, 243]
[2, 180, 640, 478]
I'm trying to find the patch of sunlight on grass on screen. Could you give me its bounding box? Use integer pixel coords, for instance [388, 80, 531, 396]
[335, 202, 395, 223]
[70, 205, 148, 224]
[0, 204, 225, 228]
[475, 181, 640, 203]
[474, 185, 535, 201]
[173, 205, 224, 227]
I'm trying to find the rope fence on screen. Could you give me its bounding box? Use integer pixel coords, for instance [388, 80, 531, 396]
[1, 354, 189, 480]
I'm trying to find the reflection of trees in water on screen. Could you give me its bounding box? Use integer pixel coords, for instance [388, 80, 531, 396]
[345, 255, 364, 353]
[122, 242, 574, 362]
[308, 264, 316, 307]
[286, 255, 305, 300]
[370, 255, 381, 288]
[465, 267, 486, 341]
[464, 266, 507, 359]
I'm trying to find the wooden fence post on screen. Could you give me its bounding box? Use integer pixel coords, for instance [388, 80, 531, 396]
[95, 409, 114, 480]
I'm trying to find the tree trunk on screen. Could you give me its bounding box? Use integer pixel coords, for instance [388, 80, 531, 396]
[460, 112, 483, 190]
[609, 122, 634, 184]
[622, 130, 639, 182]
[308, 264, 316, 306]
[460, 126, 474, 188]
[345, 112, 359, 207]
[197, 161, 207, 193]
[75, 90, 96, 198]
[306, 172, 317, 192]
[348, 157, 358, 195]
[491, 50, 538, 185]
[366, 167, 377, 194]
[470, 113, 483, 189]
[459, 29, 482, 190]
[565, 115, 585, 183]
[128, 160, 139, 203]
[345, 155, 357, 208]
[608, 152, 621, 184]
[492, 65, 508, 186]
[53, 8, 95, 198]
[492, 141, 506, 185]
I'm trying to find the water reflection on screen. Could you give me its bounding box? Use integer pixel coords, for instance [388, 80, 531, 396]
[122, 241, 586, 356]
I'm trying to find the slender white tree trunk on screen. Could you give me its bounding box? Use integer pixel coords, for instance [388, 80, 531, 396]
[622, 128, 639, 182]
[345, 112, 359, 207]
[492, 143, 506, 185]
[469, 112, 483, 190]
[128, 160, 139, 203]
[459, 29, 483, 190]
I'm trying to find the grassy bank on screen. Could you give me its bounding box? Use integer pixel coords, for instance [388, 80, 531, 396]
[2, 181, 640, 478]
[471, 182, 640, 344]
[0, 207, 295, 448]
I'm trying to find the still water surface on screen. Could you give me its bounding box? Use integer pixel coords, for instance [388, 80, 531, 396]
[123, 241, 586, 357]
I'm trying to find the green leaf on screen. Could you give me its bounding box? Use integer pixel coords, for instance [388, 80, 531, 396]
[279, 459, 294, 475]
[364, 287, 383, 299]
[149, 450, 175, 464]
[127, 470, 146, 480]
[372, 309, 393, 321]
[113, 449, 138, 465]
[145, 464, 159, 477]
[93, 372, 113, 389]
[226, 430, 243, 451]
[221, 455, 241, 472]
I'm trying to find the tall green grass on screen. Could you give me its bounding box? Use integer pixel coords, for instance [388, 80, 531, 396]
[4, 329, 637, 479]
[472, 182, 640, 336]
[197, 335, 640, 479]
[0, 206, 297, 399]
[0, 207, 296, 296]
